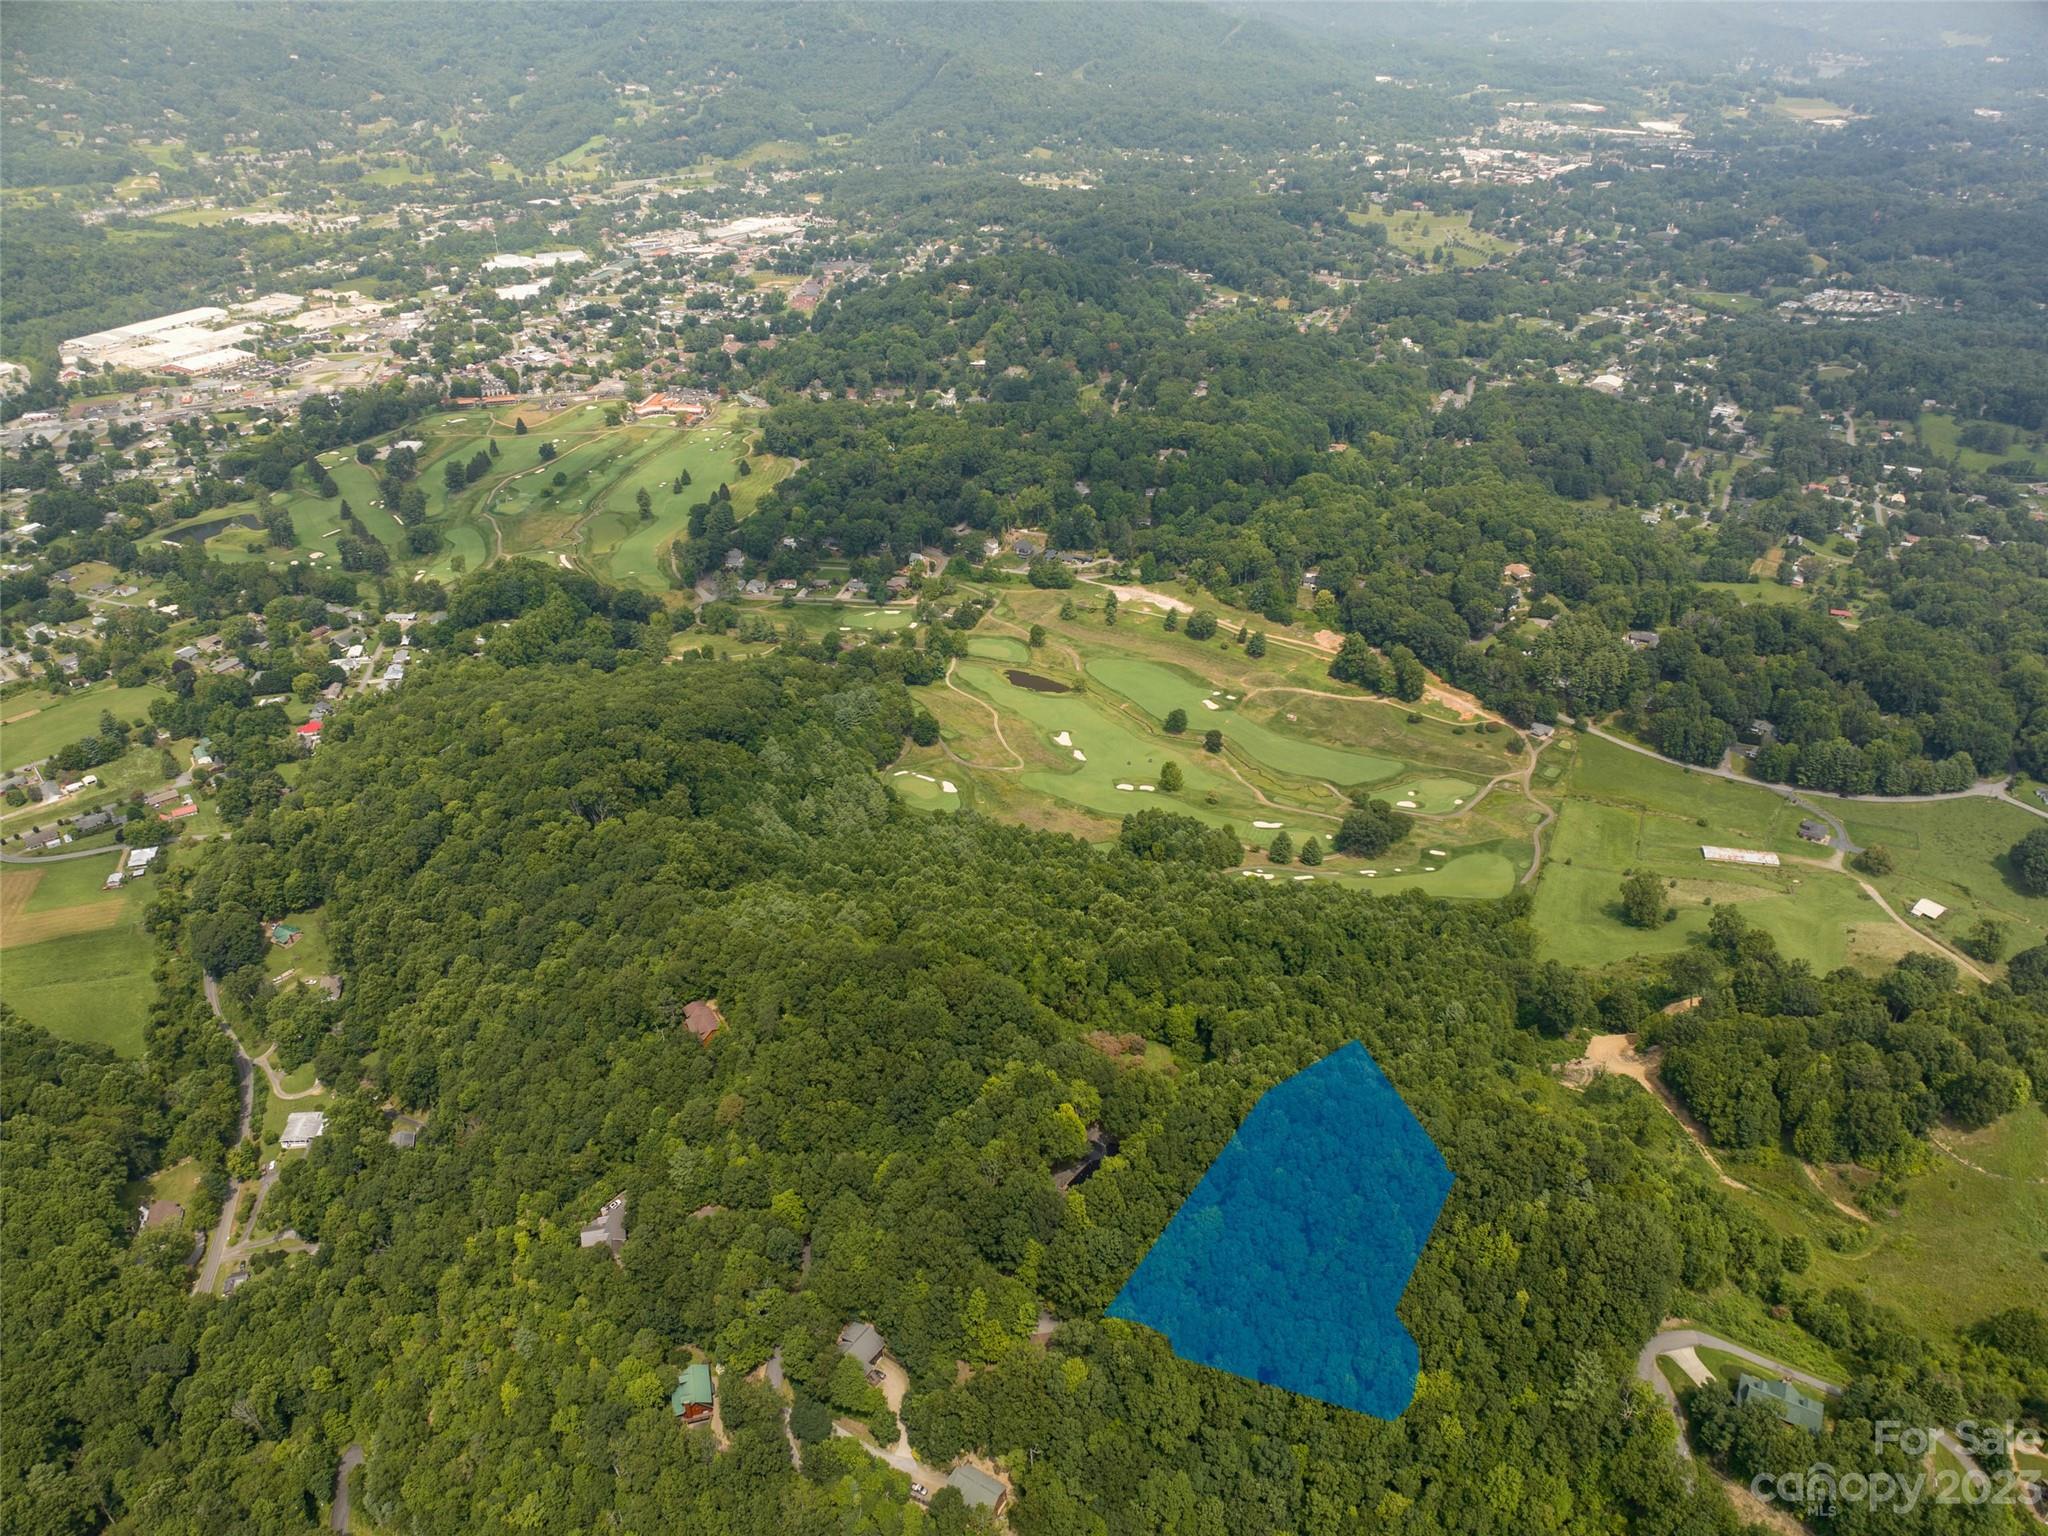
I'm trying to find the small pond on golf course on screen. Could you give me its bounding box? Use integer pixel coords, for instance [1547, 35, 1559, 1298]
[1005, 670, 1071, 693]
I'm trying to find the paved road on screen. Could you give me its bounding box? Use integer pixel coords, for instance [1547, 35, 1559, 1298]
[1637, 1328, 1990, 1484]
[1583, 722, 2047, 822]
[0, 841, 126, 865]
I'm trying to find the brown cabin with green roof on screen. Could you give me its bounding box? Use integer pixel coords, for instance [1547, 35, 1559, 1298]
[671, 1363, 714, 1425]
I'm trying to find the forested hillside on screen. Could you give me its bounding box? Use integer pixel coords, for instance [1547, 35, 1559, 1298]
[7, 642, 2041, 1533]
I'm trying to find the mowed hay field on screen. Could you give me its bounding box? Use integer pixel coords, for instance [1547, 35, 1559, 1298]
[1839, 795, 2048, 968]
[3, 685, 167, 771]
[1532, 734, 1922, 973]
[2, 858, 157, 1055]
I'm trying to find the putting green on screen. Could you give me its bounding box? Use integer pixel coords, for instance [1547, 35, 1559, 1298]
[1376, 776, 1480, 815]
[966, 635, 1031, 663]
[1086, 658, 1402, 789]
[890, 769, 961, 811]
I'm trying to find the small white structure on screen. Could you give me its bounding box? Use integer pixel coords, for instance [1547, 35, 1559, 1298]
[1701, 846, 1779, 868]
[126, 845, 161, 872]
[1909, 899, 1947, 921]
[280, 1111, 327, 1149]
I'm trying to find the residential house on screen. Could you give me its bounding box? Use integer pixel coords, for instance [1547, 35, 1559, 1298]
[139, 1199, 184, 1231]
[281, 1111, 327, 1150]
[945, 1465, 1008, 1515]
[580, 1193, 628, 1255]
[671, 1363, 716, 1426]
[837, 1321, 887, 1367]
[1736, 1374, 1825, 1435]
[684, 1000, 723, 1043]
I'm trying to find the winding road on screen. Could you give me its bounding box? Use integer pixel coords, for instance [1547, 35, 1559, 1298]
[193, 973, 257, 1295]
[1581, 721, 2047, 822]
[1636, 1327, 1994, 1493]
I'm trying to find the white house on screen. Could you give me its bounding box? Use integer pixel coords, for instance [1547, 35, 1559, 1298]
[281, 1111, 327, 1150]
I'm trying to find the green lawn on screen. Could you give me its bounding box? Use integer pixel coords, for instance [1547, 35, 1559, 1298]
[1696, 579, 1813, 609]
[2, 684, 168, 770]
[1347, 205, 1519, 267]
[264, 906, 334, 984]
[1085, 656, 1404, 790]
[1532, 734, 1922, 972]
[965, 635, 1031, 664]
[1916, 412, 2048, 474]
[888, 768, 962, 812]
[1841, 796, 2048, 966]
[953, 659, 1317, 848]
[2, 901, 157, 1056]
[1727, 1110, 2048, 1328]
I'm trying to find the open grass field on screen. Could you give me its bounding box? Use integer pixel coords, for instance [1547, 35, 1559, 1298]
[264, 906, 334, 985]
[1695, 579, 1813, 609]
[1, 860, 158, 1056]
[1840, 796, 2048, 967]
[1347, 205, 1519, 268]
[1768, 95, 1854, 121]
[965, 635, 1031, 664]
[1915, 411, 2048, 475]
[2, 684, 167, 770]
[888, 767, 962, 812]
[1531, 733, 1932, 973]
[1714, 1110, 2048, 1328]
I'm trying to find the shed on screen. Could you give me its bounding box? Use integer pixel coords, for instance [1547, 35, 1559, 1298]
[671, 1363, 715, 1424]
[1909, 899, 1947, 921]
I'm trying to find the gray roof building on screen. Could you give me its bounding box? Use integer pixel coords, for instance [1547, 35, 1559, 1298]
[837, 1321, 886, 1366]
[945, 1464, 1007, 1513]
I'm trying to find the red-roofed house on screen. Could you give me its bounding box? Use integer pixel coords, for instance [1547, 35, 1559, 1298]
[684, 1000, 724, 1043]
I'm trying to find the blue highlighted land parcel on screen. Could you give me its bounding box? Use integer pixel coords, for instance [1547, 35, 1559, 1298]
[1107, 1041, 1453, 1418]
